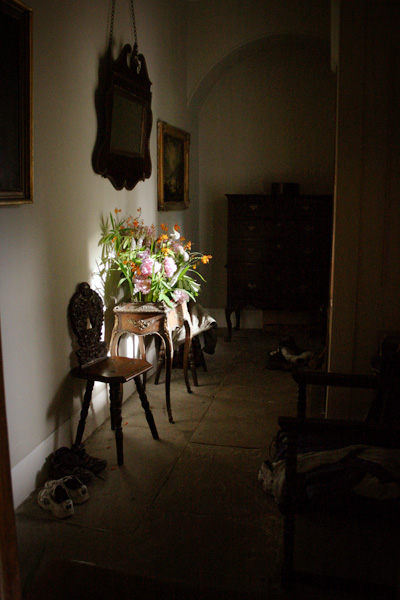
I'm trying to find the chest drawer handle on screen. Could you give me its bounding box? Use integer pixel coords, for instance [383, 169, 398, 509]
[248, 283, 257, 290]
[249, 204, 259, 211]
[247, 225, 256, 231]
[248, 247, 256, 253]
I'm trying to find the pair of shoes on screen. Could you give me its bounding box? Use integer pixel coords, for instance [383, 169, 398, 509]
[37, 476, 89, 518]
[44, 475, 89, 504]
[37, 484, 74, 519]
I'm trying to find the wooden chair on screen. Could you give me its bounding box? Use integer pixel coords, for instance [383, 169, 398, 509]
[68, 282, 159, 466]
[277, 336, 400, 597]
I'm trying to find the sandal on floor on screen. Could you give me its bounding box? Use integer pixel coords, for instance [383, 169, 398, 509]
[37, 484, 74, 518]
[44, 475, 89, 504]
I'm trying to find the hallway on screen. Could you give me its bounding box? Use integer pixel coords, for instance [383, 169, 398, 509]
[14, 328, 394, 599]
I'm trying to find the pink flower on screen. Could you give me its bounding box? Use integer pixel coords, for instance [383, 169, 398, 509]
[173, 289, 189, 304]
[171, 242, 183, 253]
[134, 278, 151, 295]
[163, 256, 177, 278]
[141, 257, 161, 276]
[137, 249, 150, 260]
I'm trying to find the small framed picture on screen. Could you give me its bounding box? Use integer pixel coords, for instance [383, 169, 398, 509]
[157, 121, 190, 211]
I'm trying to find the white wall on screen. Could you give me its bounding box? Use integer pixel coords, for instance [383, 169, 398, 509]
[0, 0, 199, 507]
[196, 41, 336, 308]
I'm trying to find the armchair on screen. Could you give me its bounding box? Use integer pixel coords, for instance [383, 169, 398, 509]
[276, 335, 400, 597]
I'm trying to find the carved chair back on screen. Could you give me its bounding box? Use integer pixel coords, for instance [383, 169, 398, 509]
[68, 282, 107, 366]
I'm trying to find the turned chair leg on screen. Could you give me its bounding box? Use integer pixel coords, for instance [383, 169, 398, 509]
[134, 376, 159, 440]
[109, 382, 124, 466]
[74, 380, 94, 447]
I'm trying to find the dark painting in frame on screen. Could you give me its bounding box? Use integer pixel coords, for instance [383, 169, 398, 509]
[0, 0, 33, 206]
[157, 121, 190, 211]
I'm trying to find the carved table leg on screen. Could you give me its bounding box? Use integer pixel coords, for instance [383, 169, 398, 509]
[74, 380, 94, 447]
[182, 317, 193, 394]
[162, 332, 174, 423]
[138, 336, 147, 388]
[109, 316, 121, 356]
[134, 375, 159, 440]
[109, 382, 124, 465]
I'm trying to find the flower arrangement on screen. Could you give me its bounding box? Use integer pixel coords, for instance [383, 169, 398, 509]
[98, 208, 212, 307]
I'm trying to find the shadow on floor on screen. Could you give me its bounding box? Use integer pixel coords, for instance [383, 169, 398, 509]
[15, 328, 398, 600]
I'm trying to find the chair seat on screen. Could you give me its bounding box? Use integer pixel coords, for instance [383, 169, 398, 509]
[71, 357, 152, 384]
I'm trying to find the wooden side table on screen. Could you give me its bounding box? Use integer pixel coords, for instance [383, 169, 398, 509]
[109, 301, 192, 423]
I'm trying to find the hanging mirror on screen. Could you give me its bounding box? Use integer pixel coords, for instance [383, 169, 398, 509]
[93, 0, 152, 190]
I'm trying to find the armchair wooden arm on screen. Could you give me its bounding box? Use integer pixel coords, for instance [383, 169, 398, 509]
[291, 370, 377, 418]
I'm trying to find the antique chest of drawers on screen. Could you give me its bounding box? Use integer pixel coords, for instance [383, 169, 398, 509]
[225, 193, 333, 339]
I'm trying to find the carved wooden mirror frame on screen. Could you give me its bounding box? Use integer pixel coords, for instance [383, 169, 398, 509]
[93, 44, 153, 191]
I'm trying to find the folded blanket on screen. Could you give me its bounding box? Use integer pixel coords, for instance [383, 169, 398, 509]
[172, 302, 217, 352]
[259, 445, 400, 506]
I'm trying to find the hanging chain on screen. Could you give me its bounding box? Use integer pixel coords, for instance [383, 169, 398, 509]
[108, 0, 116, 54]
[130, 0, 138, 49]
[108, 0, 138, 54]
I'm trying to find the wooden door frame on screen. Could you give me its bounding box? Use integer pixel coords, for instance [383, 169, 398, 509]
[0, 323, 22, 599]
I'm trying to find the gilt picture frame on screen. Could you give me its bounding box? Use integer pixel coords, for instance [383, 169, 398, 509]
[157, 121, 190, 211]
[0, 0, 33, 205]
